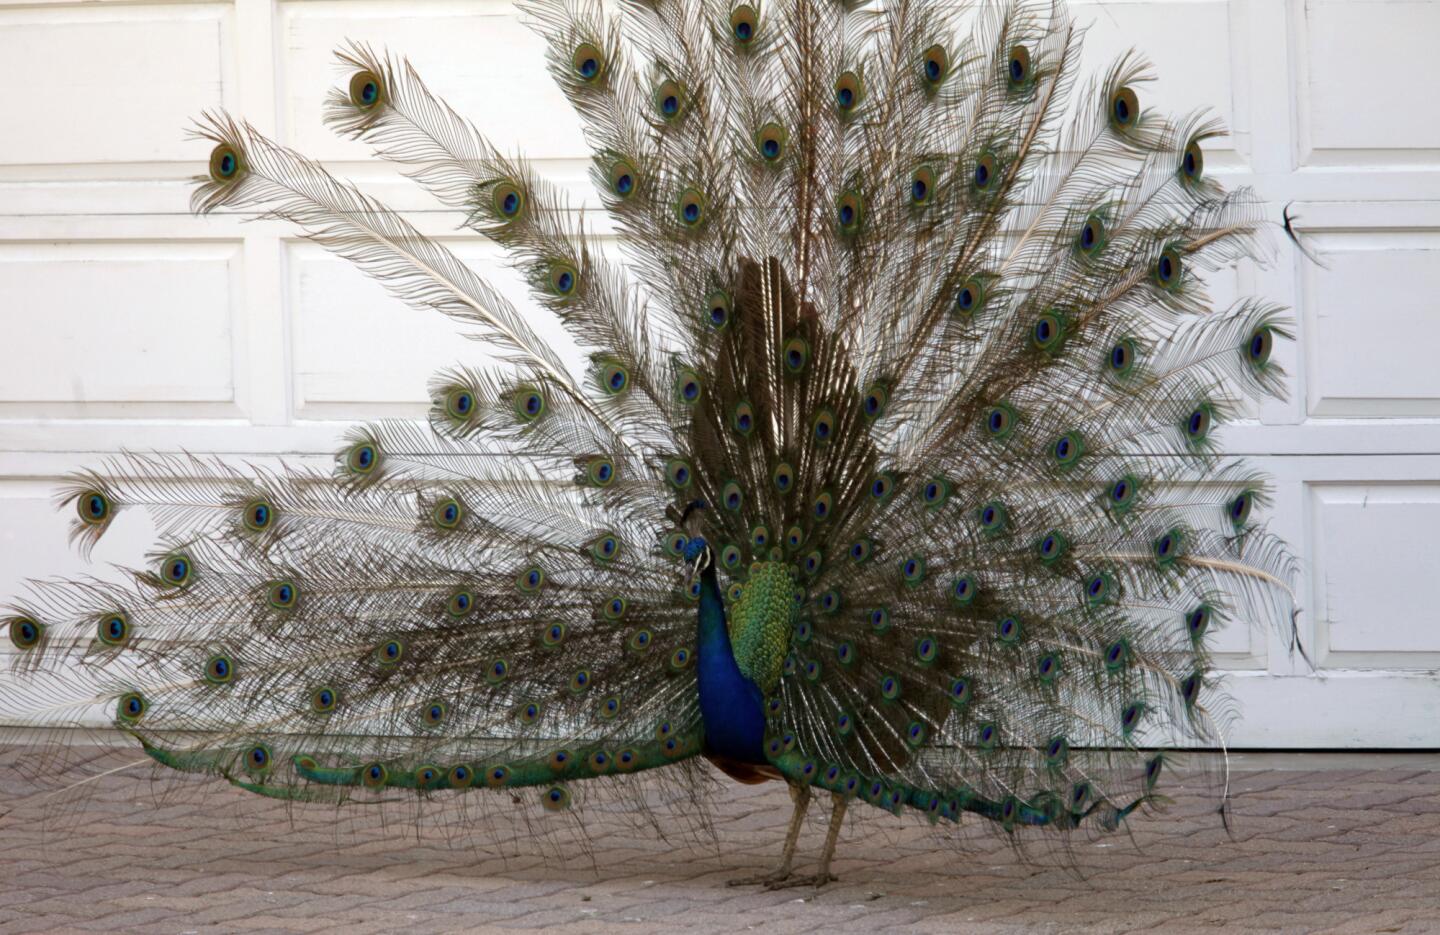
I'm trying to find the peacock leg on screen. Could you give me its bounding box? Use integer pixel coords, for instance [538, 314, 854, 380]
[765, 791, 846, 889]
[727, 782, 811, 886]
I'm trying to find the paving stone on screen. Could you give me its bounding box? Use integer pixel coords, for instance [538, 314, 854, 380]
[1, 747, 1439, 932]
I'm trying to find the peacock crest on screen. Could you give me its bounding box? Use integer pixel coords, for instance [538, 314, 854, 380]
[3, 0, 1297, 885]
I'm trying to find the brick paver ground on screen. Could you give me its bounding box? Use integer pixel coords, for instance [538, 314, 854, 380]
[1, 747, 1437, 933]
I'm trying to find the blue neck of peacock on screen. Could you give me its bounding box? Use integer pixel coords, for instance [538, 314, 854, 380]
[694, 563, 768, 764]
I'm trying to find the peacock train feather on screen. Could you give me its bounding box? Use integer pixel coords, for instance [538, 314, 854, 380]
[3, 0, 1298, 886]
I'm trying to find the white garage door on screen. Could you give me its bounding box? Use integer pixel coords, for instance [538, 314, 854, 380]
[2, 0, 1437, 746]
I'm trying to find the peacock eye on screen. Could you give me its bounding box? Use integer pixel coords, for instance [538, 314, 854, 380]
[78, 489, 111, 524]
[1109, 85, 1139, 132]
[1007, 45, 1031, 87]
[835, 71, 863, 113]
[572, 43, 604, 82]
[349, 70, 384, 109]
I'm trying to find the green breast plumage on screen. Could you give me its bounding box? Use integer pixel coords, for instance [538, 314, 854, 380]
[725, 560, 799, 693]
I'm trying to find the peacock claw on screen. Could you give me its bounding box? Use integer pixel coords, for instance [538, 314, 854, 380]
[764, 872, 837, 890]
[726, 870, 794, 887]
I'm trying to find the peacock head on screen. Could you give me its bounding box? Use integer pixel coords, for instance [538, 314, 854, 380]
[683, 535, 714, 578]
[679, 499, 713, 574]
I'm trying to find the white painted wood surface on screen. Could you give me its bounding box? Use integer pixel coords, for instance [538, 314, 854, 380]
[2, 0, 1438, 746]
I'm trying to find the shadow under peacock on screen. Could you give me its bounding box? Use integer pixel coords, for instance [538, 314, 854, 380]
[3, 0, 1300, 888]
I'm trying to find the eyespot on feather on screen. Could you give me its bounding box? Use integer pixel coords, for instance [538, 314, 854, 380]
[1244, 326, 1275, 368]
[1051, 431, 1085, 469]
[982, 402, 1019, 440]
[208, 144, 243, 183]
[1007, 45, 1032, 88]
[571, 43, 605, 82]
[654, 79, 687, 121]
[978, 500, 1008, 535]
[675, 187, 706, 227]
[720, 479, 743, 512]
[598, 360, 630, 395]
[431, 496, 463, 530]
[545, 261, 580, 300]
[1181, 137, 1205, 183]
[362, 763, 388, 789]
[1228, 490, 1255, 528]
[1036, 529, 1069, 564]
[511, 384, 547, 424]
[731, 400, 755, 435]
[755, 122, 787, 162]
[1154, 245, 1183, 290]
[909, 165, 936, 206]
[1109, 85, 1139, 132]
[771, 461, 795, 494]
[1107, 339, 1139, 379]
[782, 336, 809, 373]
[810, 407, 836, 446]
[310, 685, 338, 714]
[237, 499, 274, 533]
[588, 533, 620, 564]
[729, 4, 760, 45]
[972, 152, 999, 193]
[583, 455, 616, 487]
[949, 575, 978, 607]
[665, 458, 694, 490]
[606, 156, 639, 199]
[869, 471, 897, 504]
[345, 441, 380, 476]
[834, 70, 863, 113]
[421, 700, 447, 727]
[705, 290, 733, 330]
[348, 70, 384, 110]
[116, 692, 147, 723]
[1103, 637, 1131, 672]
[97, 611, 130, 647]
[76, 489, 112, 526]
[447, 589, 475, 617]
[1084, 572, 1116, 607]
[1106, 475, 1139, 514]
[674, 367, 703, 405]
[1152, 527, 1184, 567]
[491, 180, 526, 223]
[1183, 404, 1213, 445]
[8, 616, 43, 651]
[516, 565, 545, 593]
[376, 638, 404, 665]
[204, 653, 235, 684]
[441, 385, 476, 424]
[921, 476, 951, 510]
[862, 382, 889, 419]
[920, 44, 949, 87]
[245, 744, 273, 775]
[1031, 308, 1067, 353]
[953, 276, 987, 318]
[1077, 214, 1106, 257]
[158, 552, 194, 589]
[1186, 604, 1213, 641]
[835, 190, 864, 235]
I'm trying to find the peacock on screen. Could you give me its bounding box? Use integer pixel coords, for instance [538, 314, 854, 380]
[3, 0, 1299, 888]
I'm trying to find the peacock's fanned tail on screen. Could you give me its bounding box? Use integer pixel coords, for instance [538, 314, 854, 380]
[5, 0, 1296, 837]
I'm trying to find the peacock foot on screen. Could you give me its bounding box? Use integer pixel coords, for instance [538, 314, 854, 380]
[763, 871, 837, 890]
[726, 869, 794, 887]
